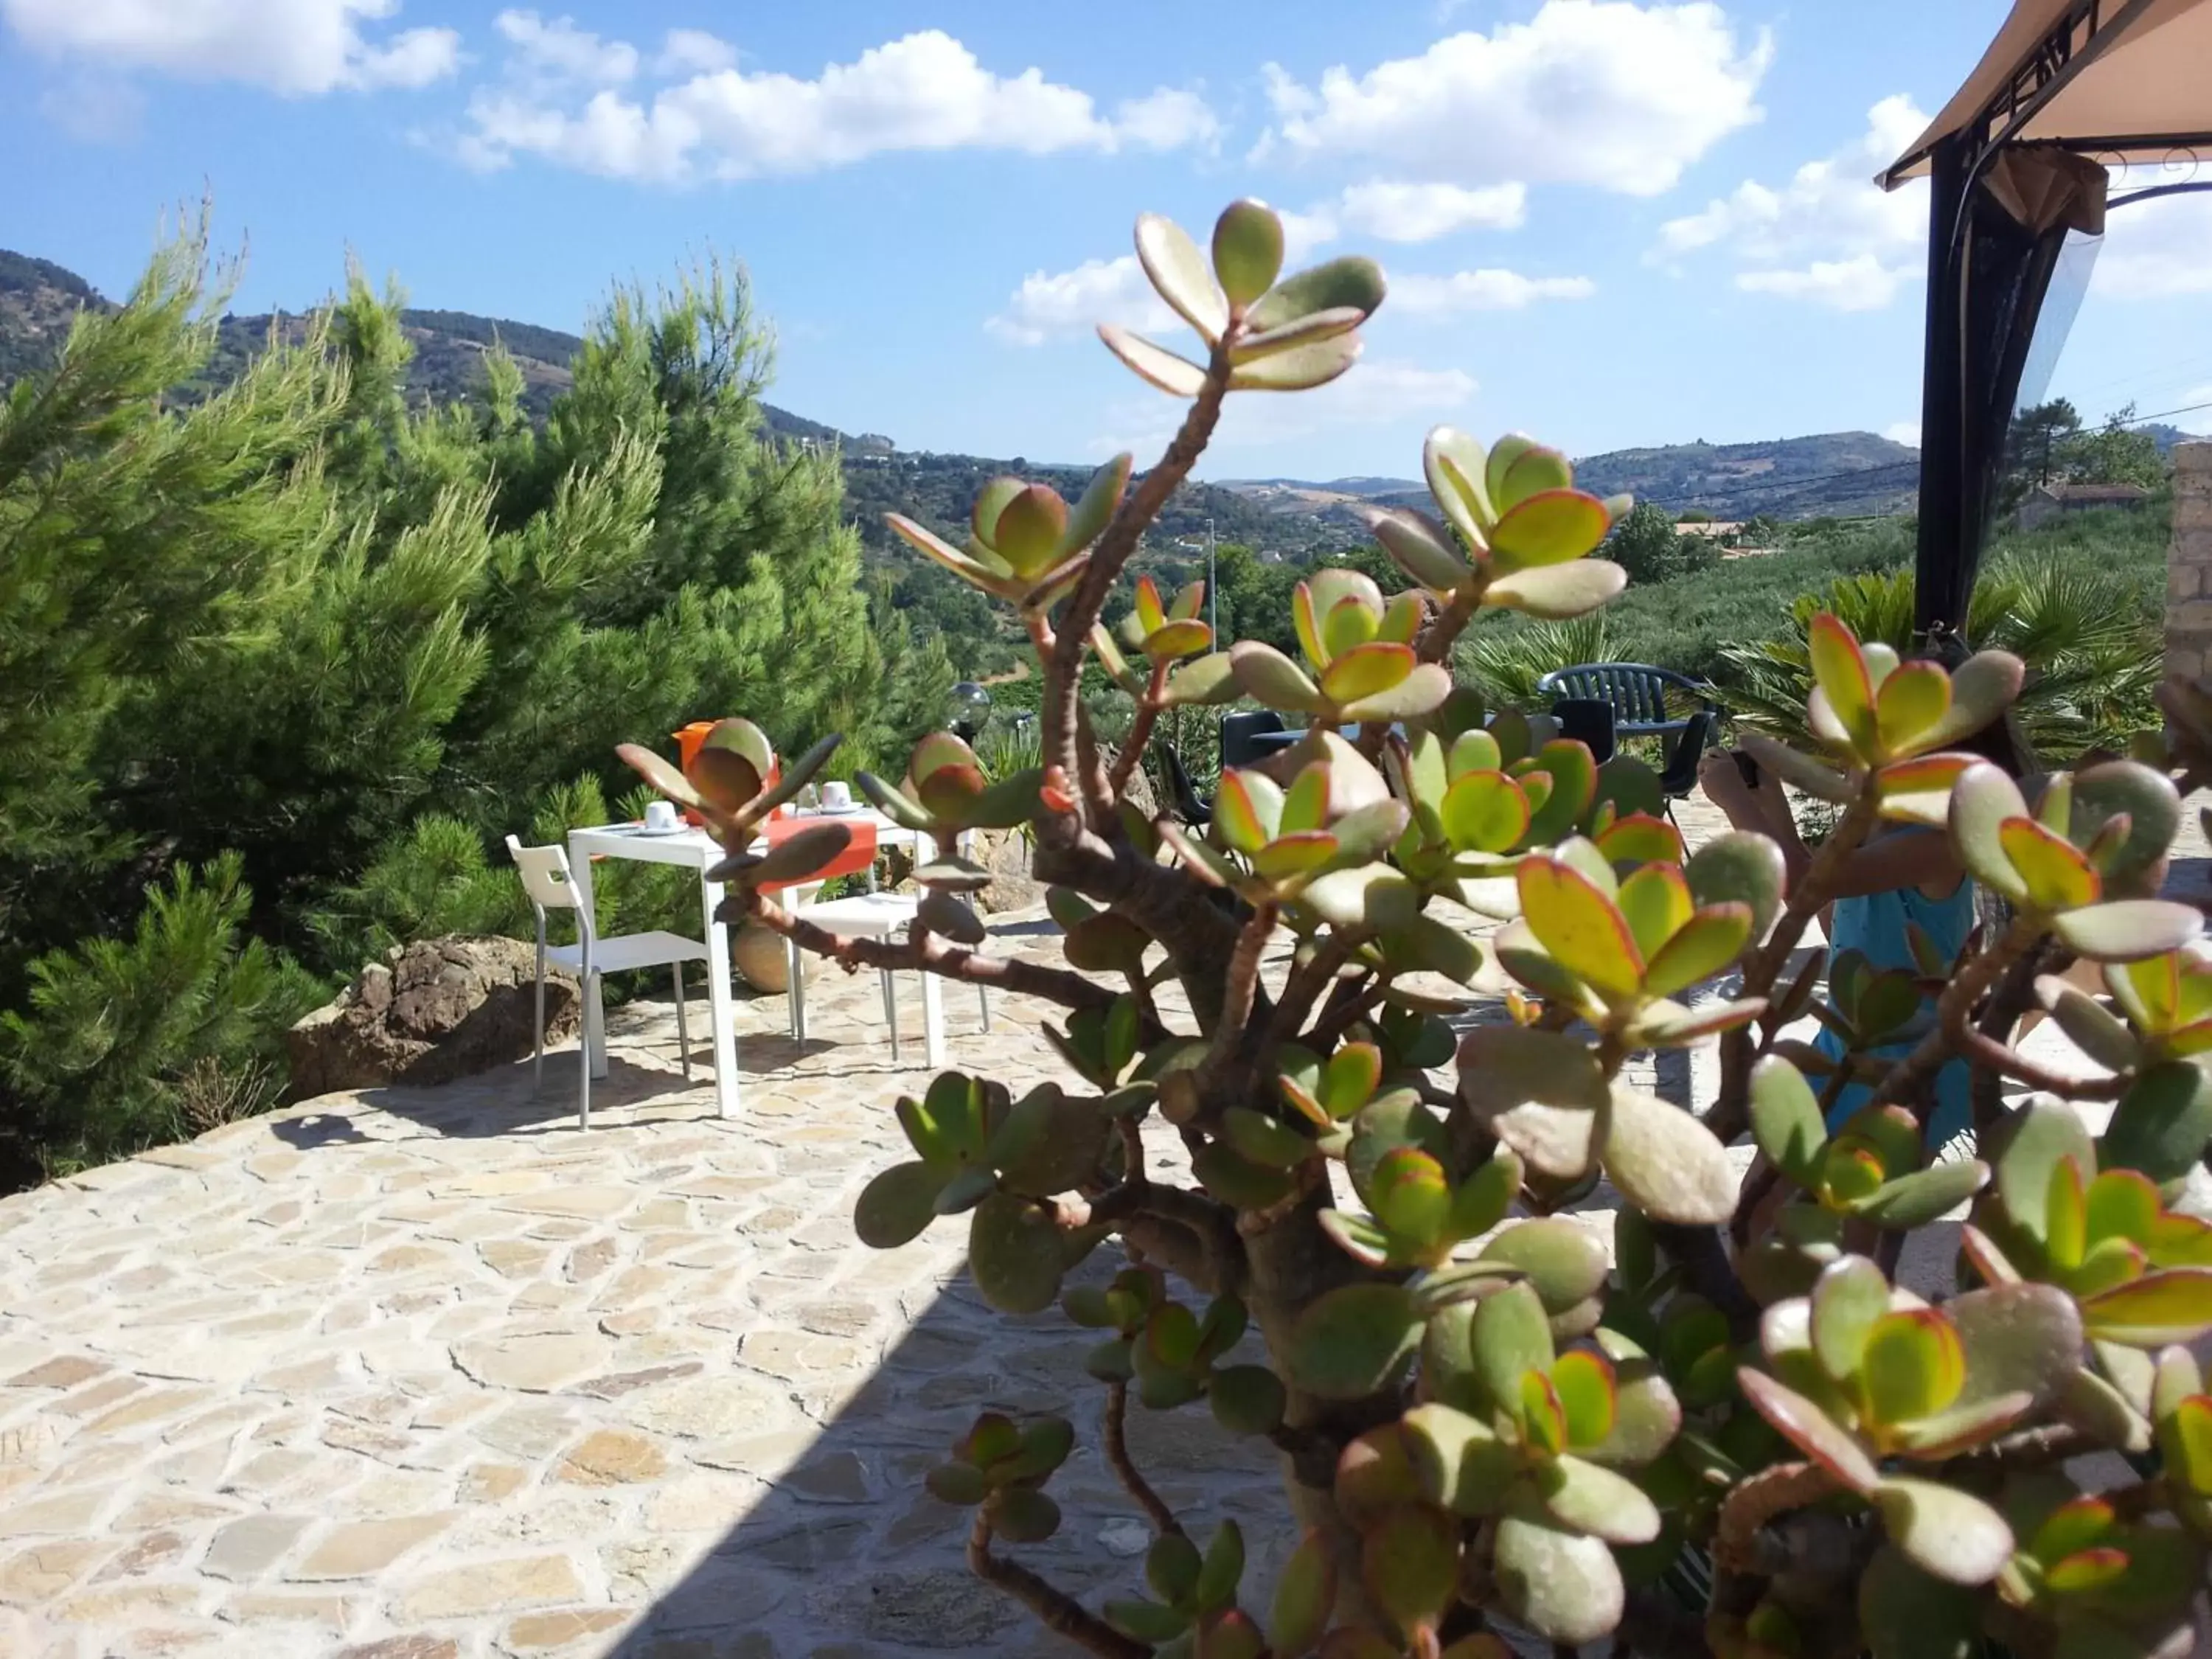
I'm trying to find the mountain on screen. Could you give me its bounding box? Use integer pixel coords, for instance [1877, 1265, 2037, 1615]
[0, 247, 1323, 561]
[0, 249, 835, 448]
[2143, 422, 2211, 455]
[1221, 431, 1926, 525]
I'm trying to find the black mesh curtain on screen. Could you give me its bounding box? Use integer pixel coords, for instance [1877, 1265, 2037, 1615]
[1913, 142, 2083, 638]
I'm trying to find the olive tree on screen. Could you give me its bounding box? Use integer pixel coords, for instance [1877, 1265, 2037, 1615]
[624, 201, 2212, 1659]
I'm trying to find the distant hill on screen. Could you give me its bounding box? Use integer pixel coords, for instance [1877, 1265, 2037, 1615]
[0, 246, 1313, 562]
[2144, 422, 2211, 455]
[1222, 431, 1926, 525]
[0, 250, 832, 447]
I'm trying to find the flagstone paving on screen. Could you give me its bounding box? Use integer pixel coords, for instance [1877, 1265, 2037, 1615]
[1, 794, 2205, 1658]
[0, 915, 1315, 1659]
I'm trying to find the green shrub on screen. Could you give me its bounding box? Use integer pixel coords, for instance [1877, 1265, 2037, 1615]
[0, 855, 321, 1179]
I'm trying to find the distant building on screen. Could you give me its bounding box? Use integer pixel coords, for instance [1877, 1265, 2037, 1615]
[2017, 481, 2149, 529]
[1674, 519, 1744, 540]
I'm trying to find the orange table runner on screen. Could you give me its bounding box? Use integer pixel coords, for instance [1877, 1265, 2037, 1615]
[757, 814, 877, 893]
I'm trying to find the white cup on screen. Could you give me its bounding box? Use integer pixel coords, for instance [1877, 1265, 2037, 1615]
[644, 799, 681, 831]
[821, 781, 853, 813]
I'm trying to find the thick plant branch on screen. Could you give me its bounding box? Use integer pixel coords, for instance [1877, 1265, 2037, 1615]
[1972, 941, 2059, 1139]
[1950, 1422, 2090, 1472]
[1106, 667, 1169, 802]
[967, 1513, 1149, 1659]
[1044, 352, 1233, 828]
[1139, 1182, 1248, 1295]
[1714, 1461, 1839, 1573]
[1951, 1022, 2128, 1101]
[1208, 902, 1278, 1062]
[1104, 1380, 1184, 1538]
[743, 893, 1115, 1014]
[1032, 824, 1242, 1023]
[1261, 935, 1357, 1054]
[1710, 790, 1880, 1144]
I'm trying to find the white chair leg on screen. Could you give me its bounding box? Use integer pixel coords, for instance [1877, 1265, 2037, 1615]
[883, 968, 900, 1062]
[978, 984, 991, 1033]
[673, 962, 692, 1080]
[532, 966, 545, 1096]
[578, 973, 594, 1132]
[788, 939, 809, 1044]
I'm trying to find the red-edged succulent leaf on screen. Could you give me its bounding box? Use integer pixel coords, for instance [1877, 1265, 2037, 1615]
[1517, 855, 1641, 999]
[1736, 1368, 1879, 1490]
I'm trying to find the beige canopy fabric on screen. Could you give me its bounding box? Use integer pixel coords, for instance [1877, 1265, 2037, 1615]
[1881, 0, 2212, 189]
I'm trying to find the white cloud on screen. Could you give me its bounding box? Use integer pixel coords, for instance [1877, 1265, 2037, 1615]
[1391, 268, 1596, 315]
[456, 27, 1218, 181]
[1655, 96, 1928, 309]
[1659, 95, 1925, 260]
[1337, 179, 1526, 241]
[1277, 207, 1341, 267]
[2095, 173, 2212, 301]
[1, 0, 459, 94]
[988, 256, 1175, 346]
[1113, 86, 1220, 153]
[1253, 178, 1527, 274]
[1736, 254, 1908, 312]
[495, 9, 636, 86]
[655, 27, 734, 77]
[1884, 420, 1921, 447]
[1256, 1, 1771, 196]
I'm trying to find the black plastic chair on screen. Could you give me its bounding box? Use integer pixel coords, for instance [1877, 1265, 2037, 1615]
[1658, 709, 1719, 825]
[1155, 742, 1211, 826]
[1537, 662, 1712, 739]
[1548, 697, 1617, 765]
[1220, 710, 1287, 771]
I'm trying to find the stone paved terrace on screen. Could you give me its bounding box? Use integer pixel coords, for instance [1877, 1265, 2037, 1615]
[1, 797, 2208, 1659]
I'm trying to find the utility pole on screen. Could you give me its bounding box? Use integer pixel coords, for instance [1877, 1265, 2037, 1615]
[1206, 517, 1218, 640]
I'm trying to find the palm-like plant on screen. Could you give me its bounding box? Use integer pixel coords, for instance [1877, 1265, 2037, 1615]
[1721, 555, 2158, 761]
[1456, 613, 1620, 708]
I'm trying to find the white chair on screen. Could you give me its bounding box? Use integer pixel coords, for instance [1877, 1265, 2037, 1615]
[785, 890, 992, 1060]
[506, 836, 709, 1129]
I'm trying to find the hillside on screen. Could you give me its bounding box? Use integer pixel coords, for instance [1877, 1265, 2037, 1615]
[1220, 431, 1926, 525]
[0, 248, 1321, 563]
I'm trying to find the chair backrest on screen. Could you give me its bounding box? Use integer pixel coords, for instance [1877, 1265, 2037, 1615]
[1548, 697, 1616, 761]
[1154, 741, 1211, 824]
[1536, 663, 1709, 726]
[1220, 709, 1287, 771]
[505, 835, 584, 914]
[1660, 709, 1721, 793]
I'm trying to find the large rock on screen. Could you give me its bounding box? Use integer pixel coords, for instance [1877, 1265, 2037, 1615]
[285, 935, 577, 1097]
[968, 829, 1041, 915]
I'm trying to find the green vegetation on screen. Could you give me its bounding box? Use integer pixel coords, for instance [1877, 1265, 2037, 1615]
[0, 220, 947, 1184]
[669, 195, 2212, 1659]
[1607, 500, 1721, 586]
[1450, 504, 2163, 761]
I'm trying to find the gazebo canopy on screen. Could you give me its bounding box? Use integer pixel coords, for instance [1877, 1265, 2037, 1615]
[1884, 0, 2212, 187]
[1878, 0, 2212, 639]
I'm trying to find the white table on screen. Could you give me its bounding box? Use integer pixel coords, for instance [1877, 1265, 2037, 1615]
[566, 810, 936, 1118]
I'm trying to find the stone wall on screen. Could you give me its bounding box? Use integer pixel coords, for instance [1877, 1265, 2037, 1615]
[2166, 442, 2212, 680]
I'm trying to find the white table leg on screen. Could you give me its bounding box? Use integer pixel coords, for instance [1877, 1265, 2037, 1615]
[702, 874, 739, 1120]
[917, 828, 945, 1067]
[566, 835, 610, 1081]
[921, 967, 946, 1068]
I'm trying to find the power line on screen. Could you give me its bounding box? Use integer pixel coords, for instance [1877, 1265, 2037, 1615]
[2118, 395, 2212, 426]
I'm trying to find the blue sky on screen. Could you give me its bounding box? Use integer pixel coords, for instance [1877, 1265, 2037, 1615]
[3, 0, 2210, 481]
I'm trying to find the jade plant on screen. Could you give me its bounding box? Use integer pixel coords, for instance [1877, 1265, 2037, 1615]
[624, 198, 2212, 1657]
